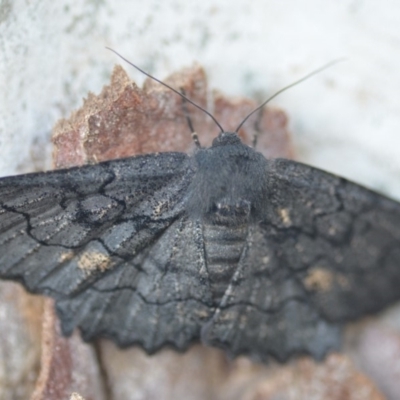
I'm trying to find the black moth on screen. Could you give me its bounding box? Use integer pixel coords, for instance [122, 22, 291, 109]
[1, 54, 400, 364]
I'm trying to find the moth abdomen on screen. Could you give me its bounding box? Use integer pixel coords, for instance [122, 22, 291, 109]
[203, 222, 249, 302]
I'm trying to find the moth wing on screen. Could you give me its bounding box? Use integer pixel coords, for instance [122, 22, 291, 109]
[201, 222, 341, 362]
[202, 158, 400, 361]
[0, 152, 191, 300]
[56, 215, 213, 351]
[264, 158, 400, 321]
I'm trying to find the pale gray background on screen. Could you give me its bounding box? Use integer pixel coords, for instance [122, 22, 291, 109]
[1, 0, 400, 199]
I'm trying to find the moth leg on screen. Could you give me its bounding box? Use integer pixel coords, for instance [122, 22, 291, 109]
[180, 87, 201, 148]
[251, 108, 264, 148]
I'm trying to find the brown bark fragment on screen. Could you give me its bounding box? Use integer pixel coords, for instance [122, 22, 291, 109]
[222, 354, 385, 400]
[52, 64, 293, 169]
[99, 342, 230, 400]
[352, 323, 400, 400]
[31, 300, 105, 400]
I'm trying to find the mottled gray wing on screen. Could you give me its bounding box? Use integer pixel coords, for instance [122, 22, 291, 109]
[57, 215, 213, 351]
[0, 152, 209, 349]
[202, 158, 400, 362]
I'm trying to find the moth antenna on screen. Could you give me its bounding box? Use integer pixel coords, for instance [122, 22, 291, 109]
[106, 47, 224, 133]
[235, 58, 346, 134]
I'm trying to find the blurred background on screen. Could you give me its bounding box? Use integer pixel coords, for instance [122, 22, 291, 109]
[1, 0, 400, 201]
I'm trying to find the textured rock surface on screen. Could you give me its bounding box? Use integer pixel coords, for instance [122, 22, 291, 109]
[352, 323, 400, 400]
[223, 354, 385, 400]
[0, 283, 42, 400]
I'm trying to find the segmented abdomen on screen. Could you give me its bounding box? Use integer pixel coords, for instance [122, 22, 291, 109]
[203, 222, 248, 303]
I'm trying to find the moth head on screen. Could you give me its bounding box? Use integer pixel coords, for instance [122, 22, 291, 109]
[212, 132, 242, 147]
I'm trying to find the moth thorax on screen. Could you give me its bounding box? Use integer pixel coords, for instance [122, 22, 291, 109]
[211, 132, 242, 147]
[207, 198, 251, 225]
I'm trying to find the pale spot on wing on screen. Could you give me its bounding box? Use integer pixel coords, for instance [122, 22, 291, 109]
[304, 268, 350, 293]
[304, 268, 334, 292]
[78, 251, 112, 274]
[278, 208, 291, 225]
[152, 200, 168, 217]
[328, 227, 337, 236]
[262, 256, 270, 265]
[59, 251, 74, 263]
[69, 393, 85, 400]
[195, 309, 211, 319]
